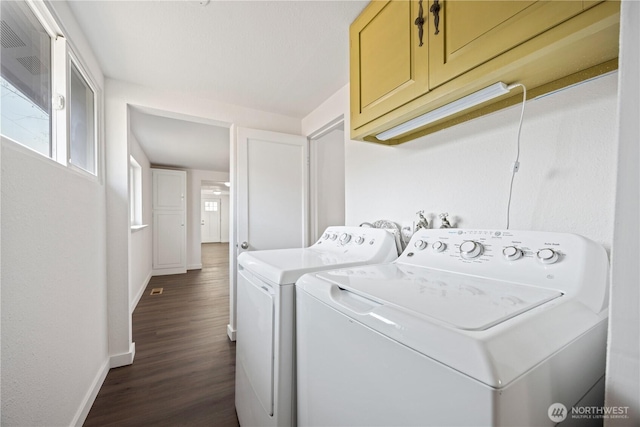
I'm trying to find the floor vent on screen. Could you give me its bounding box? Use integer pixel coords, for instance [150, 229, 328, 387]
[150, 288, 164, 295]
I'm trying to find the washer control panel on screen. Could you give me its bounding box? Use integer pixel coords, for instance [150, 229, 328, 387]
[402, 229, 569, 265]
[313, 226, 399, 258]
[398, 229, 609, 302]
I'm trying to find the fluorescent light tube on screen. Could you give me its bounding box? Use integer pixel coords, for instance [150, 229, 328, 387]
[376, 82, 511, 141]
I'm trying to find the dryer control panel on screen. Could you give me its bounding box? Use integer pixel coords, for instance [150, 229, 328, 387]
[313, 226, 397, 256]
[399, 229, 609, 313]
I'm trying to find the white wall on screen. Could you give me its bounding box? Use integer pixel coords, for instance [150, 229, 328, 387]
[305, 74, 619, 251]
[1, 1, 110, 425]
[349, 75, 618, 246]
[605, 1, 640, 424]
[1, 142, 109, 427]
[129, 133, 152, 311]
[186, 169, 230, 269]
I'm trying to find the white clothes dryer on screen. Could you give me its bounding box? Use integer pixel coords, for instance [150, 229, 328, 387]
[296, 229, 609, 427]
[235, 226, 398, 427]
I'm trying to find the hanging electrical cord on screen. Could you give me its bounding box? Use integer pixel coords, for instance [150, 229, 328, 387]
[505, 83, 527, 230]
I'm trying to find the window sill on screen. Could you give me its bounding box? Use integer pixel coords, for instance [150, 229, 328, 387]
[131, 224, 149, 232]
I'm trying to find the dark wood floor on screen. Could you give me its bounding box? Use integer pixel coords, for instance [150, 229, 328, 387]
[84, 243, 240, 427]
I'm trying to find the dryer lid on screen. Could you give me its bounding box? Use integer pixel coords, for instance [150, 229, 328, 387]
[315, 263, 562, 331]
[238, 248, 375, 285]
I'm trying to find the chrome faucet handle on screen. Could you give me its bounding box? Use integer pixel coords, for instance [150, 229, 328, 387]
[416, 210, 429, 230]
[439, 213, 452, 229]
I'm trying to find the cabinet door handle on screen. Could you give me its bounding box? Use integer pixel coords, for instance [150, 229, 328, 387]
[430, 0, 441, 35]
[414, 0, 425, 46]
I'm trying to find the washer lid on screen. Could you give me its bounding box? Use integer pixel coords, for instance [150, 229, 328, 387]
[316, 263, 562, 331]
[238, 248, 374, 285]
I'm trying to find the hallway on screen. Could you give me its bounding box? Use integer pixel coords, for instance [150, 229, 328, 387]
[84, 244, 239, 426]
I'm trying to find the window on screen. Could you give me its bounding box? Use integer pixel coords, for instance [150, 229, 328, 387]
[0, 0, 52, 156]
[130, 156, 142, 225]
[0, 0, 99, 177]
[68, 59, 96, 174]
[204, 201, 218, 212]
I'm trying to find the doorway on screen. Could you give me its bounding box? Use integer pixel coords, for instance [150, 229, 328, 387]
[200, 180, 231, 248]
[309, 117, 346, 242]
[201, 197, 222, 243]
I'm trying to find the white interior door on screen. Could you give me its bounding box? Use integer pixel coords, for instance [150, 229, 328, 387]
[152, 169, 187, 275]
[227, 125, 308, 340]
[201, 197, 221, 243]
[237, 128, 308, 251]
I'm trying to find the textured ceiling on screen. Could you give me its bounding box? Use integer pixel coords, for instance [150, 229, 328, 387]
[66, 0, 368, 118]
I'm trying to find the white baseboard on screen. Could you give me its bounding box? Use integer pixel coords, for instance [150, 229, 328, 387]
[71, 358, 110, 426]
[152, 267, 187, 276]
[227, 324, 236, 341]
[130, 272, 152, 313]
[109, 342, 136, 368]
[187, 263, 202, 270]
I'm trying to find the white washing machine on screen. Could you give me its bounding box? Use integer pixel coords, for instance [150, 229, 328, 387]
[235, 226, 399, 427]
[296, 229, 609, 427]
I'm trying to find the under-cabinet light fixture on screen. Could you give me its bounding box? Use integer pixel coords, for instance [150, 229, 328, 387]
[376, 82, 513, 141]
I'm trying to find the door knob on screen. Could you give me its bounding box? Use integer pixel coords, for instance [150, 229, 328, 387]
[240, 242, 249, 249]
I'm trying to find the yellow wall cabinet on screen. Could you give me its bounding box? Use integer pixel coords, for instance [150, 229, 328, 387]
[350, 0, 429, 130]
[350, 0, 619, 145]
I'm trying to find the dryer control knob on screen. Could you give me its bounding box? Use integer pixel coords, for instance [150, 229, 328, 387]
[355, 236, 365, 245]
[537, 248, 559, 264]
[414, 239, 427, 250]
[460, 240, 483, 259]
[329, 233, 338, 241]
[339, 233, 352, 244]
[431, 241, 446, 253]
[322, 233, 330, 240]
[503, 246, 523, 261]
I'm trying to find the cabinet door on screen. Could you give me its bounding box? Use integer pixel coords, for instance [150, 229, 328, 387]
[152, 169, 185, 210]
[153, 211, 185, 270]
[350, 0, 429, 130]
[428, 0, 584, 88]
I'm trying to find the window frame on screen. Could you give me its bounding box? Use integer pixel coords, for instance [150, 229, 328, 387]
[0, 0, 55, 157]
[1, 0, 102, 181]
[66, 48, 98, 177]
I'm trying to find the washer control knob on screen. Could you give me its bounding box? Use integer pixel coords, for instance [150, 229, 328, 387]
[355, 236, 365, 245]
[322, 233, 330, 240]
[502, 246, 523, 261]
[460, 241, 483, 259]
[414, 239, 427, 250]
[537, 248, 559, 264]
[431, 241, 446, 253]
[329, 233, 338, 241]
[339, 233, 352, 244]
